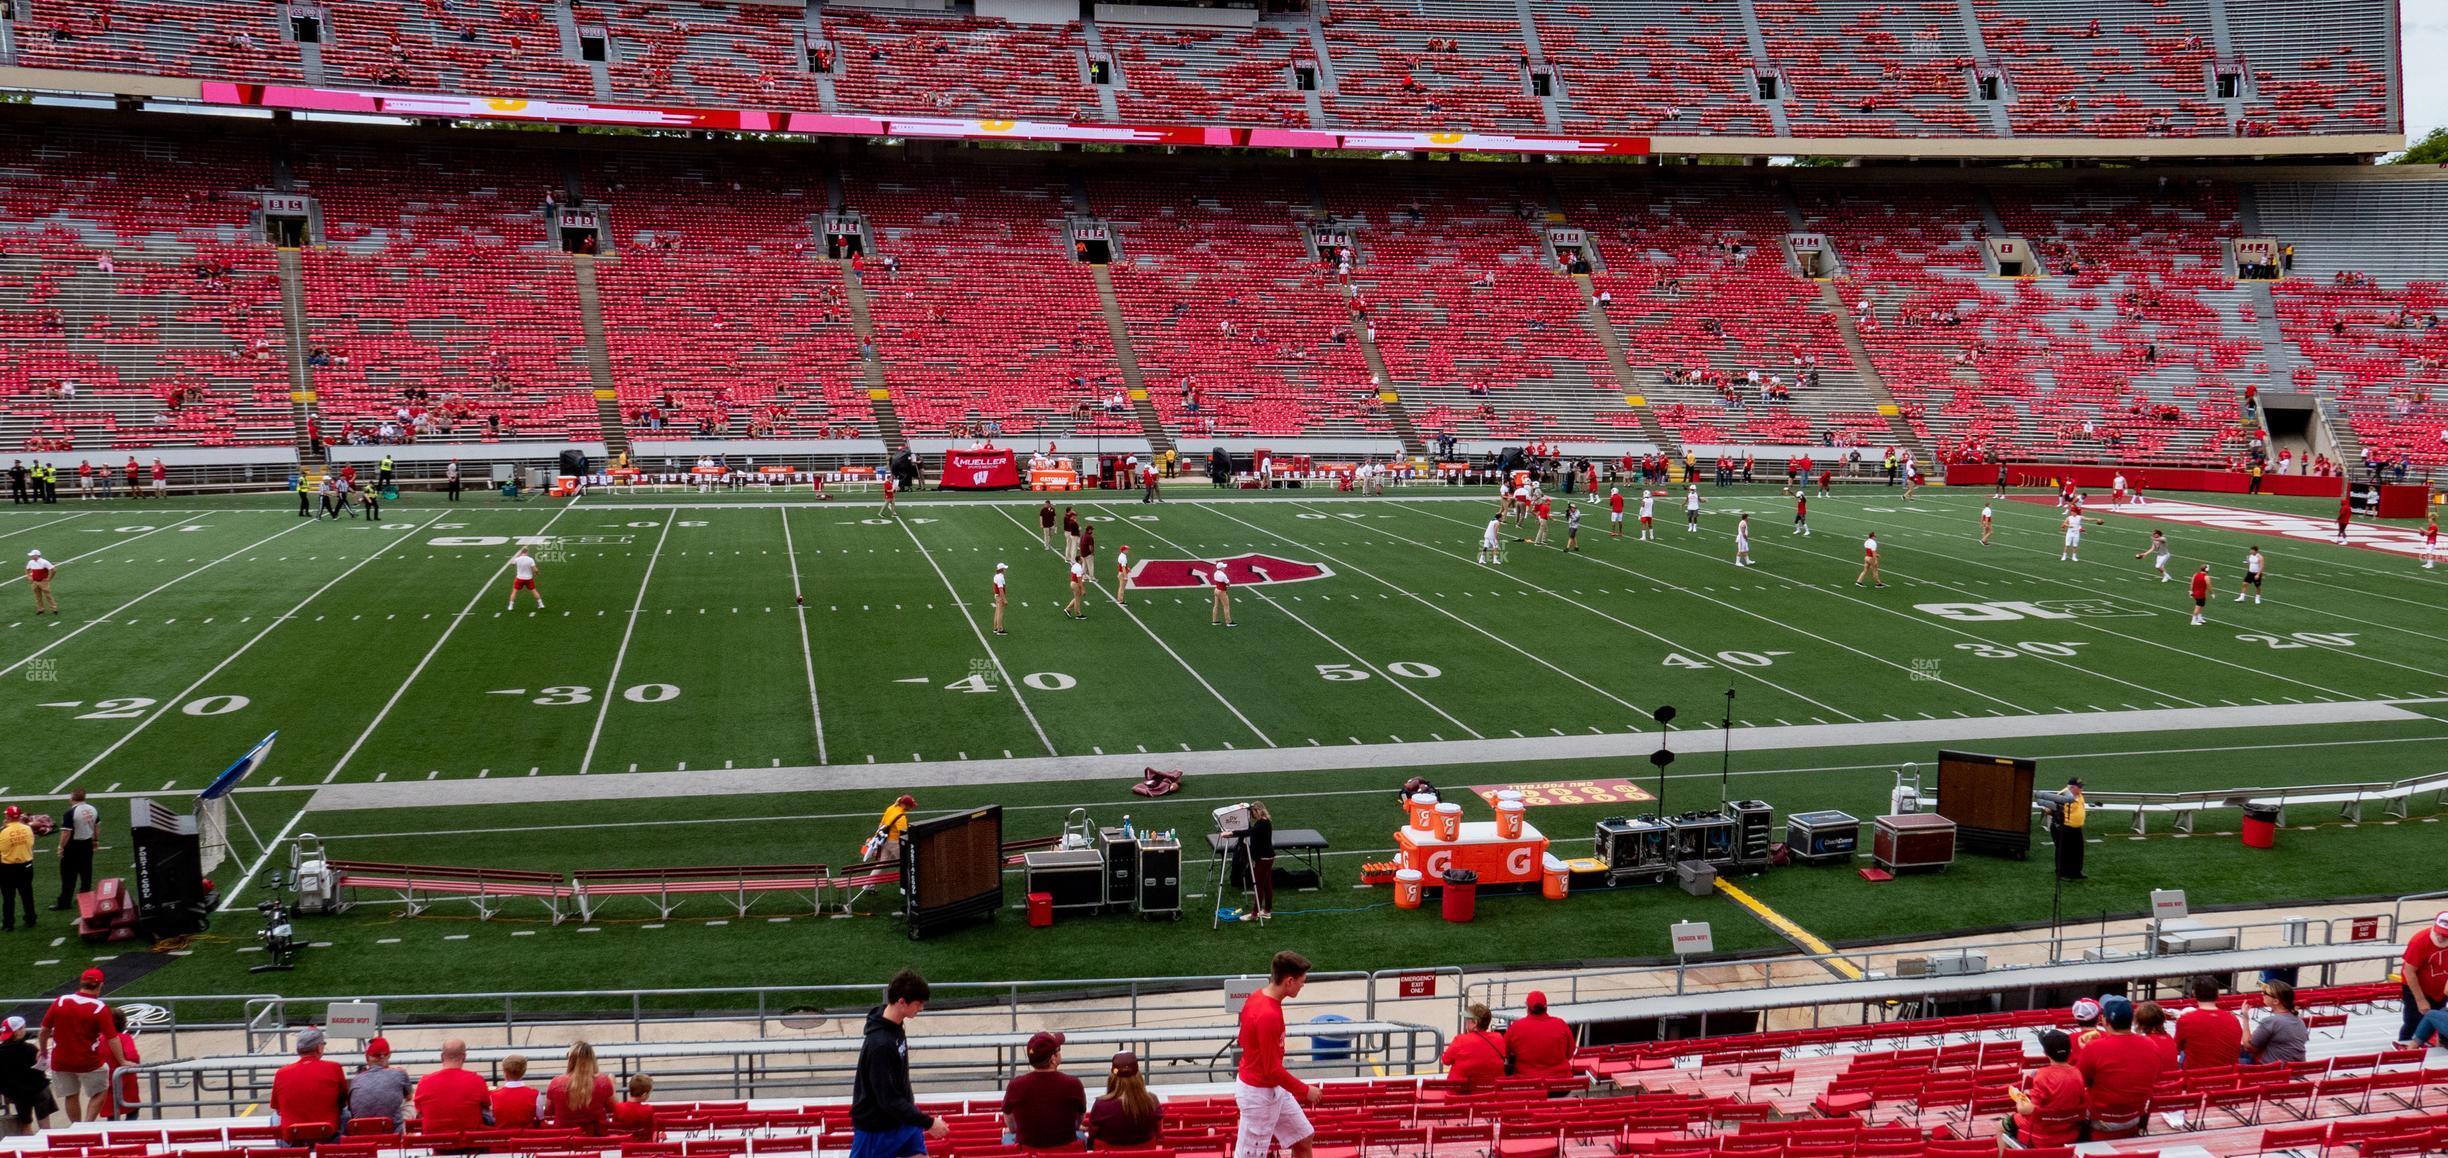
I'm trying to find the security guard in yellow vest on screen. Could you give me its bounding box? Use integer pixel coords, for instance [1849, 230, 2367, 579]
[377, 454, 395, 488]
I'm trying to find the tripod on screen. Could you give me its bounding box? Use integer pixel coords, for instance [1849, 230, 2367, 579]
[1209, 831, 1260, 929]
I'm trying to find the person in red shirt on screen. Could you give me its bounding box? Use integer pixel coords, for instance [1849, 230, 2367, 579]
[1793, 494, 1810, 537]
[2188, 565, 2211, 626]
[268, 1027, 348, 1145]
[545, 1040, 615, 1135]
[610, 1074, 656, 1140]
[1533, 497, 1552, 546]
[2173, 979, 2243, 1068]
[101, 1020, 138, 1120]
[2075, 997, 2166, 1138]
[1607, 487, 1624, 539]
[2004, 1029, 2085, 1146]
[1439, 1004, 1506, 1089]
[1503, 990, 1574, 1081]
[39, 968, 123, 1122]
[1001, 1031, 1085, 1147]
[2134, 1002, 2179, 1070]
[413, 1040, 494, 1134]
[489, 1054, 542, 1129]
[2399, 910, 2448, 1047]
[1233, 951, 1317, 1158]
[2335, 496, 2353, 544]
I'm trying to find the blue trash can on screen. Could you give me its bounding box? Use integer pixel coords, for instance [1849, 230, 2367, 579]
[1308, 1012, 1354, 1062]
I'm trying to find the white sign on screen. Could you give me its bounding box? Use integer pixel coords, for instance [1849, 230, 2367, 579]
[2234, 237, 2277, 263]
[558, 208, 600, 230]
[325, 1001, 382, 1038]
[263, 194, 311, 216]
[1072, 223, 1111, 242]
[1788, 232, 1828, 253]
[2151, 889, 2189, 920]
[1313, 229, 1352, 250]
[824, 220, 863, 236]
[1547, 227, 1588, 247]
[1670, 920, 1714, 956]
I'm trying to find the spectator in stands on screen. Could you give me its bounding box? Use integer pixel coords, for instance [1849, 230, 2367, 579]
[611, 1075, 655, 1139]
[2174, 979, 2243, 1068]
[2075, 996, 2161, 1137]
[2242, 981, 2307, 1065]
[489, 1055, 540, 1129]
[413, 1040, 492, 1133]
[40, 967, 120, 1123]
[1440, 1004, 1506, 1088]
[2395, 911, 2448, 1049]
[853, 969, 947, 1158]
[2131, 1002, 2177, 1069]
[269, 1028, 349, 1145]
[545, 1040, 615, 1135]
[2003, 1029, 2083, 1146]
[1001, 1031, 1085, 1147]
[347, 1037, 413, 1131]
[1085, 1050, 1161, 1148]
[1235, 952, 1317, 1158]
[1503, 991, 1574, 1080]
[0, 1015, 49, 1134]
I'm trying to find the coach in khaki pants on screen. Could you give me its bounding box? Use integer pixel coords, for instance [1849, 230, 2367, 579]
[24, 550, 57, 616]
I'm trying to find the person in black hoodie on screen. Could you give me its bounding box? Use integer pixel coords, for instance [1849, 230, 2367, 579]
[0, 1014, 54, 1134]
[851, 969, 946, 1158]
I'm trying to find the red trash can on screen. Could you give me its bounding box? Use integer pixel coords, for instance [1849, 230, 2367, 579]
[2241, 804, 2280, 850]
[1027, 891, 1054, 927]
[1440, 869, 1478, 923]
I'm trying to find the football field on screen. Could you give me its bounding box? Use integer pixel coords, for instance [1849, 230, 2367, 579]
[3, 482, 2444, 1002]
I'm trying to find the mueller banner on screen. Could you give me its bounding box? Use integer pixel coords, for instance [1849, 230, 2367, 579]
[939, 448, 1021, 490]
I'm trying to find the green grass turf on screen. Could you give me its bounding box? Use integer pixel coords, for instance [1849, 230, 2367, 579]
[1, 484, 2443, 1006]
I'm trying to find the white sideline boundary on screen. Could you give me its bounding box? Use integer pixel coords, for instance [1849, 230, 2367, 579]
[303, 698, 2429, 813]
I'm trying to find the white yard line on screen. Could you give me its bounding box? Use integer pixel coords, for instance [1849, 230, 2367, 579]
[52, 513, 451, 794]
[0, 511, 95, 542]
[578, 511, 678, 775]
[1794, 504, 2388, 700]
[990, 504, 1275, 748]
[322, 498, 589, 784]
[0, 516, 307, 680]
[1213, 501, 1668, 722]
[777, 507, 829, 765]
[893, 515, 1058, 757]
[1118, 506, 1484, 740]
[0, 513, 209, 589]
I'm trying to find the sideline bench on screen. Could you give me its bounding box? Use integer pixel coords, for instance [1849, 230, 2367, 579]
[326, 860, 569, 923]
[829, 859, 901, 915]
[570, 864, 829, 922]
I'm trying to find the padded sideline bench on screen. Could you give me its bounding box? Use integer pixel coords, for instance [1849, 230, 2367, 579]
[570, 864, 829, 922]
[326, 860, 568, 923]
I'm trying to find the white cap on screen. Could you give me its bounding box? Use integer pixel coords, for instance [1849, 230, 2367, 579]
[995, 562, 1008, 571]
[2433, 909, 2448, 934]
[26, 549, 38, 558]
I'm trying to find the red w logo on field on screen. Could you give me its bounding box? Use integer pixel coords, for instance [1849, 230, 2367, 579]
[1128, 553, 1332, 588]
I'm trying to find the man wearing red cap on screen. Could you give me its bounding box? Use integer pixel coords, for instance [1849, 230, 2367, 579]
[1000, 1031, 1084, 1147]
[0, 807, 31, 932]
[2399, 910, 2448, 1048]
[348, 1037, 413, 1130]
[413, 1040, 492, 1133]
[1503, 991, 1574, 1081]
[40, 967, 122, 1122]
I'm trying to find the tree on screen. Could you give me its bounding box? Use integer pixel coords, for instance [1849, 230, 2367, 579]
[2386, 126, 2448, 165]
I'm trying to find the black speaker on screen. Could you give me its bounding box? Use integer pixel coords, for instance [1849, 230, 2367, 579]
[559, 449, 590, 476]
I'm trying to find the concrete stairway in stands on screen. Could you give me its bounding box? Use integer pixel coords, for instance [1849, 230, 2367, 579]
[1346, 303, 1428, 456]
[275, 247, 320, 460]
[836, 257, 907, 453]
[1572, 275, 1677, 454]
[1818, 281, 1926, 459]
[1086, 264, 1173, 454]
[570, 254, 633, 458]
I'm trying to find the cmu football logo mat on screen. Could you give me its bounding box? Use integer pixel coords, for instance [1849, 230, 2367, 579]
[1127, 553, 1331, 588]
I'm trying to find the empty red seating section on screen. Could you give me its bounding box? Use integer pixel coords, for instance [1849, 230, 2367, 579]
[291, 142, 599, 445]
[2271, 279, 2448, 471]
[848, 162, 1133, 441]
[0, 131, 292, 451]
[1, 0, 2397, 141]
[590, 155, 869, 442]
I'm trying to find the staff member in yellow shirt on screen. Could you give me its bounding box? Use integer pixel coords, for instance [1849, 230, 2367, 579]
[0, 806, 35, 931]
[2040, 777, 2088, 882]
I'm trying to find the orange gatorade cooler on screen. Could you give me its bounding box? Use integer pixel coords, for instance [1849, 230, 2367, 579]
[1394, 868, 1424, 909]
[1542, 853, 1569, 900]
[1434, 802, 1463, 841]
[1496, 799, 1525, 839]
[1405, 794, 1439, 832]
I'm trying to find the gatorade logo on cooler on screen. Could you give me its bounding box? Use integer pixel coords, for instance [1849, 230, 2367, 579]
[1505, 846, 1535, 876]
[1425, 850, 1453, 875]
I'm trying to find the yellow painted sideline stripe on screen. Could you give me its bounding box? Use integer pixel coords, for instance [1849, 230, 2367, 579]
[1714, 878, 1865, 981]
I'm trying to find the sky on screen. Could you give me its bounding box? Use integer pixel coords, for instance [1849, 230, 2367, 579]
[2408, 0, 2447, 142]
